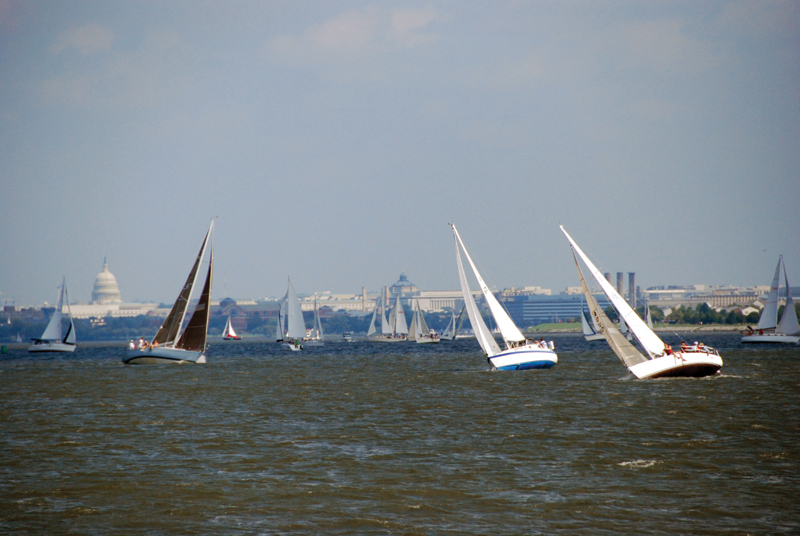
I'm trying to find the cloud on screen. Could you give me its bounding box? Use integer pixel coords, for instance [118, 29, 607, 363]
[267, 6, 440, 64]
[52, 23, 114, 56]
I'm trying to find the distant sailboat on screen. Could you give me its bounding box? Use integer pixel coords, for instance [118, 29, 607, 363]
[581, 302, 605, 341]
[279, 277, 306, 351]
[29, 277, 77, 353]
[562, 225, 722, 378]
[124, 221, 214, 364]
[222, 314, 241, 340]
[408, 298, 439, 344]
[742, 256, 800, 343]
[440, 306, 465, 341]
[367, 295, 406, 342]
[304, 295, 325, 346]
[644, 300, 655, 329]
[452, 224, 557, 370]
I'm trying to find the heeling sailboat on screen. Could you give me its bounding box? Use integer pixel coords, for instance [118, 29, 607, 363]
[742, 256, 800, 343]
[367, 295, 405, 342]
[222, 315, 241, 340]
[124, 221, 214, 364]
[408, 298, 439, 344]
[280, 277, 306, 351]
[561, 225, 722, 379]
[451, 224, 556, 370]
[29, 277, 77, 353]
[304, 295, 325, 347]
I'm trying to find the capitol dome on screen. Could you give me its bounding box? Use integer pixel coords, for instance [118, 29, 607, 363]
[92, 259, 122, 304]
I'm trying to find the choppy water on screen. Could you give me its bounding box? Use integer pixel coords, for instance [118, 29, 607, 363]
[1, 333, 798, 535]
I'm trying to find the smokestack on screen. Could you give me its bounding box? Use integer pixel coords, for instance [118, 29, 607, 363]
[604, 272, 612, 285]
[362, 286, 367, 311]
[628, 272, 636, 308]
[616, 272, 623, 294]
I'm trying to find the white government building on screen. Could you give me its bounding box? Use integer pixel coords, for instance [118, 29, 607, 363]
[68, 260, 161, 320]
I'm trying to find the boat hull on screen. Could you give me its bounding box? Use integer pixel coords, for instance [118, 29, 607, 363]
[303, 340, 324, 347]
[741, 334, 799, 344]
[584, 333, 605, 341]
[489, 345, 558, 371]
[28, 341, 77, 353]
[415, 337, 440, 344]
[367, 335, 407, 342]
[629, 352, 722, 379]
[123, 347, 206, 364]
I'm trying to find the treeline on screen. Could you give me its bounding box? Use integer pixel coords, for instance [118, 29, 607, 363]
[603, 302, 781, 326]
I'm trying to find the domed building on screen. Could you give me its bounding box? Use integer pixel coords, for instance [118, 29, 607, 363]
[91, 259, 123, 304]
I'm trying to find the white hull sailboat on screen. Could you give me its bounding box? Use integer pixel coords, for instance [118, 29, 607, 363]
[408, 297, 439, 344]
[222, 314, 241, 340]
[367, 294, 407, 342]
[742, 256, 800, 343]
[561, 226, 722, 379]
[304, 296, 325, 347]
[124, 221, 214, 364]
[29, 278, 77, 353]
[452, 224, 557, 370]
[440, 306, 465, 341]
[278, 277, 306, 351]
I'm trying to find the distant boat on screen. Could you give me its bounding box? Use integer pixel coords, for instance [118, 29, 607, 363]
[742, 255, 800, 343]
[124, 221, 214, 364]
[644, 299, 655, 329]
[222, 315, 241, 340]
[366, 295, 406, 342]
[451, 224, 557, 370]
[440, 306, 465, 341]
[304, 296, 325, 347]
[15, 333, 22, 343]
[279, 277, 306, 351]
[408, 298, 439, 344]
[562, 225, 722, 378]
[29, 277, 76, 353]
[581, 303, 605, 341]
[341, 332, 353, 342]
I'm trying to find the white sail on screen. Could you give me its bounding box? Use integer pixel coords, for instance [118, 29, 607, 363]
[380, 296, 392, 335]
[285, 278, 306, 339]
[413, 299, 430, 340]
[756, 257, 782, 330]
[777, 258, 800, 335]
[311, 297, 325, 341]
[644, 300, 654, 329]
[223, 315, 238, 338]
[367, 298, 379, 337]
[561, 226, 666, 358]
[277, 299, 286, 340]
[581, 307, 595, 337]
[452, 225, 501, 356]
[389, 295, 408, 335]
[40, 280, 66, 341]
[452, 225, 524, 345]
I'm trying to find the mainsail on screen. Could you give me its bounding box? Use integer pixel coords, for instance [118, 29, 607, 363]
[40, 279, 66, 341]
[561, 225, 666, 358]
[388, 294, 408, 335]
[757, 257, 782, 331]
[452, 225, 501, 356]
[285, 277, 306, 340]
[177, 245, 213, 352]
[776, 257, 800, 335]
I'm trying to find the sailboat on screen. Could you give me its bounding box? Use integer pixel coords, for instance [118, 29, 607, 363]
[279, 277, 306, 351]
[561, 225, 722, 378]
[366, 295, 406, 342]
[451, 224, 557, 370]
[124, 221, 214, 364]
[440, 306, 465, 341]
[742, 256, 800, 343]
[29, 277, 77, 353]
[408, 298, 439, 344]
[222, 315, 241, 340]
[304, 295, 325, 346]
[581, 302, 605, 341]
[644, 300, 655, 329]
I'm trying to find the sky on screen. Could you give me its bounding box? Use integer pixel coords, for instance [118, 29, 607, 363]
[1, 0, 799, 306]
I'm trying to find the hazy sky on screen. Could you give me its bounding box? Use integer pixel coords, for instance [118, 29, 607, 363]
[1, 0, 798, 306]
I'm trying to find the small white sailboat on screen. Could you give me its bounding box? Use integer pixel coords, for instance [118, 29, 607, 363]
[644, 300, 655, 329]
[562, 225, 722, 378]
[366, 295, 406, 342]
[124, 221, 214, 364]
[279, 277, 306, 351]
[451, 224, 557, 370]
[304, 296, 325, 347]
[581, 302, 605, 341]
[29, 277, 77, 353]
[408, 298, 439, 344]
[440, 306, 465, 341]
[222, 314, 241, 340]
[742, 255, 800, 343]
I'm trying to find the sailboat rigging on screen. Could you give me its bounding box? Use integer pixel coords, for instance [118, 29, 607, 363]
[222, 314, 241, 340]
[451, 224, 557, 370]
[279, 277, 306, 351]
[742, 256, 800, 343]
[124, 221, 214, 364]
[408, 297, 439, 344]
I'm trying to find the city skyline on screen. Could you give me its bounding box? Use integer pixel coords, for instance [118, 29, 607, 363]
[2, 1, 799, 305]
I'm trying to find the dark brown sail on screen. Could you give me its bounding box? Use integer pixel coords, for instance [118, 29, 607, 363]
[177, 245, 213, 352]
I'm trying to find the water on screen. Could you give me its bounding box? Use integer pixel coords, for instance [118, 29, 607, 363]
[1, 334, 798, 534]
